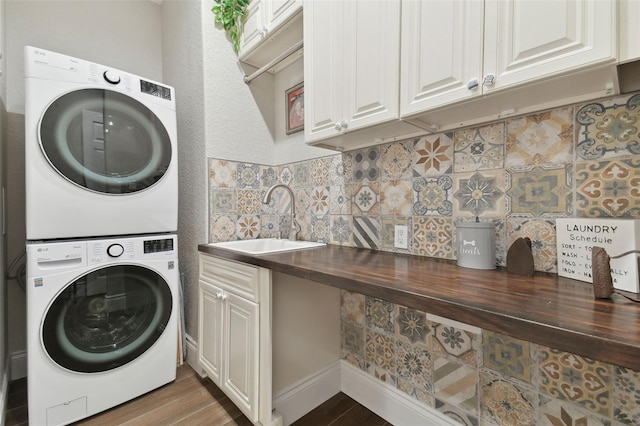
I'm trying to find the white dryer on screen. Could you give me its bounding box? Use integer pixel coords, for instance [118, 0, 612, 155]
[24, 46, 178, 240]
[26, 234, 178, 426]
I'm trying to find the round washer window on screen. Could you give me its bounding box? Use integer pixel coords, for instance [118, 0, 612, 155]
[39, 88, 172, 194]
[42, 265, 173, 373]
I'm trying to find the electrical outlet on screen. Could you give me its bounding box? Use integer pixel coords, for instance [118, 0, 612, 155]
[394, 225, 408, 249]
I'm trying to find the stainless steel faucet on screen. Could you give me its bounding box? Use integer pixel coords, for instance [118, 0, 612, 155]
[262, 184, 300, 241]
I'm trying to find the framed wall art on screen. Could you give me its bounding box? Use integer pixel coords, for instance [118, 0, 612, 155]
[286, 82, 304, 135]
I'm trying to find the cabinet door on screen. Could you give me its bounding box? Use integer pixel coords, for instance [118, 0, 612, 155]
[400, 0, 484, 115]
[198, 280, 223, 384]
[221, 292, 260, 422]
[483, 0, 615, 93]
[239, 0, 265, 56]
[303, 0, 343, 142]
[264, 0, 301, 31]
[342, 0, 401, 132]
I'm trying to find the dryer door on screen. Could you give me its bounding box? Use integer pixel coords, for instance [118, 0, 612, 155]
[39, 88, 172, 194]
[42, 264, 173, 373]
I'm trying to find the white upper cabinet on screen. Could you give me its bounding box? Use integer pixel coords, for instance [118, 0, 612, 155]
[401, 0, 617, 118]
[238, 0, 302, 70]
[304, 0, 402, 144]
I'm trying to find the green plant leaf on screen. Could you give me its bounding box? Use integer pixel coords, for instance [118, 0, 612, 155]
[211, 0, 248, 52]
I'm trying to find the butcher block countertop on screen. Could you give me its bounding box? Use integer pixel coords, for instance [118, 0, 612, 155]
[198, 243, 640, 371]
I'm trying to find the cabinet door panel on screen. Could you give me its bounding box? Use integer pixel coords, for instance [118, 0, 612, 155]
[198, 281, 223, 384]
[483, 0, 615, 92]
[303, 0, 343, 142]
[265, 0, 301, 30]
[222, 293, 259, 422]
[400, 0, 484, 115]
[343, 0, 400, 129]
[239, 0, 265, 56]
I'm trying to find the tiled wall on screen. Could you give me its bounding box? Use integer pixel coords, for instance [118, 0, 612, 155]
[209, 91, 640, 273]
[208, 91, 640, 425]
[341, 290, 637, 425]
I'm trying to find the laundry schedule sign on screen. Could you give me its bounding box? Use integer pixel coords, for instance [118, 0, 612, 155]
[556, 218, 640, 293]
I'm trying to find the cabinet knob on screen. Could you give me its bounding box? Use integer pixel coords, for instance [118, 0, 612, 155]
[334, 122, 342, 131]
[483, 73, 496, 87]
[260, 25, 268, 37]
[467, 78, 479, 90]
[216, 291, 227, 300]
[340, 120, 348, 129]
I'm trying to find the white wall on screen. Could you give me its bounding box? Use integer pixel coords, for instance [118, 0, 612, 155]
[5, 0, 164, 359]
[0, 0, 7, 416]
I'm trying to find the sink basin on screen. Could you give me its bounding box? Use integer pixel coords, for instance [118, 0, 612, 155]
[209, 238, 326, 255]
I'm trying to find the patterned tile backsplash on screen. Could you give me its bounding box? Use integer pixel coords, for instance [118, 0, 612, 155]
[208, 92, 640, 425]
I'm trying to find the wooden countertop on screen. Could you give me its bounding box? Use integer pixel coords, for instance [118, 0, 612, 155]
[198, 243, 640, 371]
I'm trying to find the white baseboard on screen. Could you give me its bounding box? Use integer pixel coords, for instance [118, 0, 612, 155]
[184, 333, 201, 376]
[340, 361, 459, 426]
[1, 356, 9, 426]
[273, 361, 341, 426]
[9, 351, 26, 381]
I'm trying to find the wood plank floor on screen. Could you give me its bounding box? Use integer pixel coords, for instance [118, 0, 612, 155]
[5, 364, 390, 425]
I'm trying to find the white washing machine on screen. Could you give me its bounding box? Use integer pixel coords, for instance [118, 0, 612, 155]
[26, 234, 178, 426]
[25, 46, 178, 240]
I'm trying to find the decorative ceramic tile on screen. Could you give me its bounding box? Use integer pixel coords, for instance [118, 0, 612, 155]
[278, 165, 293, 185]
[575, 157, 640, 217]
[352, 216, 381, 250]
[435, 399, 479, 426]
[493, 218, 507, 267]
[342, 321, 364, 358]
[329, 185, 352, 215]
[396, 339, 433, 393]
[434, 357, 478, 415]
[454, 123, 505, 172]
[210, 189, 237, 214]
[413, 216, 454, 259]
[294, 161, 311, 187]
[352, 147, 380, 182]
[381, 217, 411, 252]
[539, 347, 612, 417]
[413, 133, 454, 177]
[369, 364, 397, 386]
[309, 186, 330, 216]
[612, 366, 640, 424]
[365, 329, 396, 375]
[381, 141, 414, 181]
[209, 159, 237, 188]
[453, 171, 505, 218]
[260, 215, 279, 238]
[260, 166, 278, 188]
[539, 394, 612, 426]
[341, 290, 365, 325]
[506, 108, 574, 168]
[293, 188, 310, 216]
[506, 219, 557, 273]
[209, 215, 236, 242]
[380, 180, 413, 216]
[236, 189, 261, 215]
[351, 183, 380, 216]
[329, 154, 350, 186]
[330, 215, 354, 246]
[236, 215, 260, 239]
[342, 351, 366, 371]
[310, 157, 331, 186]
[505, 165, 573, 218]
[237, 163, 260, 189]
[413, 175, 454, 216]
[366, 296, 394, 335]
[395, 306, 429, 345]
[310, 215, 330, 243]
[576, 93, 640, 161]
[296, 213, 312, 241]
[482, 331, 535, 385]
[433, 324, 477, 366]
[398, 379, 433, 406]
[481, 370, 537, 426]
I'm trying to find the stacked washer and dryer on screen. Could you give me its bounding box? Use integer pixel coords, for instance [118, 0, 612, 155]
[24, 46, 179, 426]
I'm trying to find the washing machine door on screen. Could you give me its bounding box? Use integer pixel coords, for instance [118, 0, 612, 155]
[42, 265, 173, 373]
[39, 88, 172, 194]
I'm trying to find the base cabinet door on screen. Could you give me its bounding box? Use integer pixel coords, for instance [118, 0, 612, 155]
[198, 280, 223, 384]
[222, 292, 259, 422]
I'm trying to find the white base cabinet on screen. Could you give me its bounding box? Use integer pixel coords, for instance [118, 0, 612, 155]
[198, 254, 281, 426]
